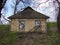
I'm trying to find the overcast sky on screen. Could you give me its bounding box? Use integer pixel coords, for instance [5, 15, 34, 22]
[1, 0, 59, 24]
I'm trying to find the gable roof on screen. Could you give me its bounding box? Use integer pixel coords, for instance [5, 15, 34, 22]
[8, 6, 49, 19]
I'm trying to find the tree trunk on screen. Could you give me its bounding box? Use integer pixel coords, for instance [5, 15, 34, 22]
[57, 7, 60, 31]
[0, 0, 7, 24]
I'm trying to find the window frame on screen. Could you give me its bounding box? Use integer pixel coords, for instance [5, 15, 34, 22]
[19, 20, 25, 30]
[35, 20, 41, 27]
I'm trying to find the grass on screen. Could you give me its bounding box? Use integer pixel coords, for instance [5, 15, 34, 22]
[0, 32, 18, 45]
[0, 22, 59, 45]
[47, 22, 57, 27]
[47, 22, 59, 45]
[47, 30, 59, 45]
[0, 25, 18, 45]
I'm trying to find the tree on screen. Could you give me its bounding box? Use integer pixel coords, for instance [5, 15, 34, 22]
[13, 0, 21, 14]
[0, 0, 7, 24]
[56, 0, 60, 31]
[0, 0, 26, 24]
[0, 0, 7, 17]
[13, 0, 26, 14]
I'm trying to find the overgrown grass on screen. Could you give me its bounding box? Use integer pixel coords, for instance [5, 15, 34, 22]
[0, 25, 10, 30]
[47, 22, 57, 27]
[47, 22, 59, 45]
[0, 25, 18, 45]
[47, 30, 59, 45]
[0, 22, 59, 45]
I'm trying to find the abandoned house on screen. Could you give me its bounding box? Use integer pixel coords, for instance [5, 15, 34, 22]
[8, 7, 49, 32]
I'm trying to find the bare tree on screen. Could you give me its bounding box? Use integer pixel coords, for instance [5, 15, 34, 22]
[0, 0, 24, 24]
[55, 0, 60, 31]
[13, 0, 20, 14]
[0, 0, 7, 24]
[0, 0, 7, 17]
[13, 0, 26, 14]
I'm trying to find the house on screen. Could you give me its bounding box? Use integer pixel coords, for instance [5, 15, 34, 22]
[8, 7, 49, 33]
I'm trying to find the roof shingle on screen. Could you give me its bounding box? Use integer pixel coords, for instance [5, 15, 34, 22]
[8, 6, 49, 19]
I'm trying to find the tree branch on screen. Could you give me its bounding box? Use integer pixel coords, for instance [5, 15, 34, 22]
[14, 0, 21, 14]
[56, 0, 60, 5]
[2, 15, 11, 22]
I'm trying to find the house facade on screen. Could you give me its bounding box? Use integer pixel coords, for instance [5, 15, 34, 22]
[8, 7, 49, 33]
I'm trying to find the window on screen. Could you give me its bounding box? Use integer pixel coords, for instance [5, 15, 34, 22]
[35, 20, 40, 27]
[19, 20, 25, 30]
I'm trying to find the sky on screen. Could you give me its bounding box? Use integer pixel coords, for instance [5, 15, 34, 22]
[1, 0, 59, 24]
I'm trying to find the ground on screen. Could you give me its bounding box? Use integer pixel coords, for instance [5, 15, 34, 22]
[0, 22, 59, 45]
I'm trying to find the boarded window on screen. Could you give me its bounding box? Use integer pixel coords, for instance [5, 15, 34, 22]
[19, 20, 25, 30]
[35, 20, 40, 27]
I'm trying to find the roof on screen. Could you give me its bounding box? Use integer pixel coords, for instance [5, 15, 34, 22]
[8, 6, 49, 19]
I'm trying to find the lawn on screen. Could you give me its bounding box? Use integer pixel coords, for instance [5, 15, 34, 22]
[0, 22, 59, 45]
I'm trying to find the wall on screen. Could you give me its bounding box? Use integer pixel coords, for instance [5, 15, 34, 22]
[10, 19, 47, 32]
[40, 19, 47, 33]
[10, 19, 19, 31]
[25, 19, 35, 32]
